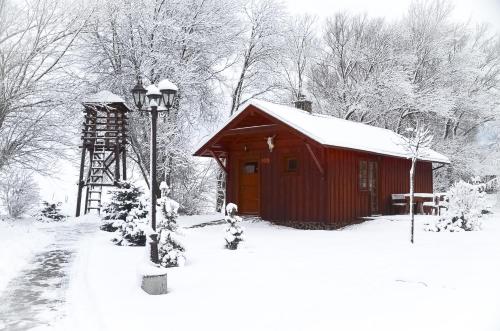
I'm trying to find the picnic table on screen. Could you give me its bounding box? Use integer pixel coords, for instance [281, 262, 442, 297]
[403, 193, 434, 214]
[403, 193, 444, 215]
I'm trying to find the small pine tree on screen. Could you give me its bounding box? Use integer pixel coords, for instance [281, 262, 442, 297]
[100, 181, 147, 232]
[224, 203, 244, 250]
[36, 201, 67, 222]
[110, 207, 149, 246]
[157, 181, 185, 267]
[101, 181, 148, 246]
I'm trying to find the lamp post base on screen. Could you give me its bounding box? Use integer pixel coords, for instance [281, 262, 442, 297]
[148, 233, 159, 264]
[140, 273, 168, 295]
[139, 235, 167, 295]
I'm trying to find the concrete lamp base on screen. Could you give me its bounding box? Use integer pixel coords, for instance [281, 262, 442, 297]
[138, 264, 168, 295]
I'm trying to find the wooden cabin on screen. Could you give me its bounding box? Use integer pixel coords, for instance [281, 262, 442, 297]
[194, 100, 450, 228]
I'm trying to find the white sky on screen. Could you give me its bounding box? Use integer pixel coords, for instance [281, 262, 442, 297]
[284, 0, 500, 31]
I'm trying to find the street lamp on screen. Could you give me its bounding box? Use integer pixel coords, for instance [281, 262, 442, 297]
[158, 79, 177, 109]
[131, 80, 147, 110]
[131, 77, 178, 264]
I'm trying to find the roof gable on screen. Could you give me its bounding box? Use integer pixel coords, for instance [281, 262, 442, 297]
[194, 99, 450, 164]
[228, 110, 274, 128]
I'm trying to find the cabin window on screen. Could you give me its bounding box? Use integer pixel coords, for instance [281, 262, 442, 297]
[285, 157, 298, 172]
[359, 160, 368, 191]
[243, 162, 258, 174]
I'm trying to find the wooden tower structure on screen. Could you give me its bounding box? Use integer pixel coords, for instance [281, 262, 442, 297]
[75, 91, 130, 216]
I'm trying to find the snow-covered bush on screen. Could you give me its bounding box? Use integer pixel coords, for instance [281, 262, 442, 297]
[100, 181, 147, 233]
[157, 182, 185, 267]
[36, 201, 67, 222]
[224, 203, 244, 250]
[0, 169, 40, 218]
[110, 208, 149, 246]
[427, 181, 488, 232]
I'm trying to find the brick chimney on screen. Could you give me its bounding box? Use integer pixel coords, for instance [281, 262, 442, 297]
[293, 94, 312, 113]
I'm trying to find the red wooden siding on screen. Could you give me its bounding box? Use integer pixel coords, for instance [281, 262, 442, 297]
[326, 148, 433, 226]
[226, 133, 327, 223]
[327, 149, 374, 226]
[379, 157, 433, 215]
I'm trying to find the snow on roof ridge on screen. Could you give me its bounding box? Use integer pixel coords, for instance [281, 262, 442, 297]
[83, 90, 126, 104]
[252, 99, 401, 136]
[248, 99, 450, 164]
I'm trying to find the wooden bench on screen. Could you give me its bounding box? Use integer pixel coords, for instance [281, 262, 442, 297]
[391, 194, 408, 214]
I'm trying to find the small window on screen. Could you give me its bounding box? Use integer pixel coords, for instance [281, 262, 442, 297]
[359, 160, 368, 191]
[244, 162, 258, 174]
[285, 158, 298, 172]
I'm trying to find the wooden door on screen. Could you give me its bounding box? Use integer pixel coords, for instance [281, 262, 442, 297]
[239, 160, 260, 214]
[368, 161, 379, 215]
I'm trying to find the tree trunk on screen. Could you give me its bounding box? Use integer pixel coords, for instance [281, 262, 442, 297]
[230, 67, 247, 116]
[129, 132, 151, 189]
[215, 166, 226, 212]
[410, 158, 416, 244]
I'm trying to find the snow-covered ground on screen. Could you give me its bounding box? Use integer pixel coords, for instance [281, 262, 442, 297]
[0, 218, 53, 294]
[58, 202, 500, 331]
[0, 215, 100, 330]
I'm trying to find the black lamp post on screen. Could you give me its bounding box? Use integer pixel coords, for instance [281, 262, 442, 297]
[131, 78, 178, 264]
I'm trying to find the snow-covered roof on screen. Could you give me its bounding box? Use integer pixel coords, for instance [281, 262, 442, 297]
[251, 100, 450, 163]
[198, 99, 450, 164]
[83, 90, 127, 104]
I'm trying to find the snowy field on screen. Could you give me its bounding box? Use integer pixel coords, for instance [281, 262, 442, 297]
[55, 201, 500, 331]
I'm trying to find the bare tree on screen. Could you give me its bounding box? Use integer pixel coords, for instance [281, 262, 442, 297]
[0, 0, 89, 172]
[400, 1, 500, 187]
[280, 14, 317, 101]
[308, 3, 499, 190]
[401, 122, 433, 244]
[310, 13, 398, 120]
[229, 0, 286, 115]
[0, 169, 40, 218]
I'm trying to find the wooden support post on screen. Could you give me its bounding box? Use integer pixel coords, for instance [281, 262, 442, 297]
[305, 143, 325, 178]
[115, 142, 120, 183]
[75, 147, 86, 217]
[83, 150, 93, 214]
[122, 110, 127, 181]
[209, 149, 228, 174]
[432, 164, 445, 171]
[122, 147, 127, 180]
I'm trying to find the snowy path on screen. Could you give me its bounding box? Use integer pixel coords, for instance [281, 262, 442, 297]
[0, 221, 97, 331]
